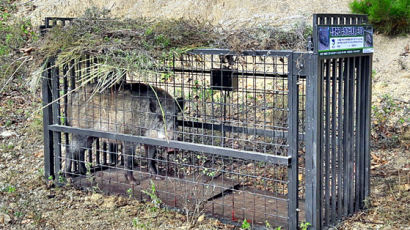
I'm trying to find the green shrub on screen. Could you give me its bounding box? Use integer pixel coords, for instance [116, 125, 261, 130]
[349, 0, 409, 35]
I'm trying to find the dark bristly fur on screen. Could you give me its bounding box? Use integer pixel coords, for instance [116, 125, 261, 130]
[65, 82, 182, 184]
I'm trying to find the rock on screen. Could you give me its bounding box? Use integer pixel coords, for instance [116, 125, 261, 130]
[21, 219, 32, 224]
[0, 214, 11, 224]
[197, 214, 205, 223]
[0, 131, 16, 138]
[90, 193, 103, 202]
[90, 193, 104, 205]
[101, 197, 117, 209]
[115, 196, 128, 207]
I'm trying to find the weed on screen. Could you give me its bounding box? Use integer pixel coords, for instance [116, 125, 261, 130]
[127, 188, 133, 198]
[132, 217, 148, 229]
[241, 219, 251, 229]
[37, 168, 44, 178]
[58, 175, 65, 184]
[14, 211, 23, 218]
[300, 222, 311, 230]
[5, 120, 12, 127]
[142, 180, 161, 212]
[4, 185, 16, 193]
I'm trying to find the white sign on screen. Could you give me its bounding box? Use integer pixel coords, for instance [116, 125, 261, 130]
[329, 37, 364, 50]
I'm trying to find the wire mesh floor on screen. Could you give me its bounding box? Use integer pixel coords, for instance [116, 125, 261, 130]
[70, 168, 305, 228]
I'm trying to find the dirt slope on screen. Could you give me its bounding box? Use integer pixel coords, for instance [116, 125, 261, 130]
[20, 0, 351, 28]
[19, 0, 409, 102]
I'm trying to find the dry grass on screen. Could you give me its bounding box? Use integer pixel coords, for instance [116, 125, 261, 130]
[339, 148, 409, 229]
[31, 7, 310, 92]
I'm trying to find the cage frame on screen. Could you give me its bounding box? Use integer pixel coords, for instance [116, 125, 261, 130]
[41, 13, 373, 230]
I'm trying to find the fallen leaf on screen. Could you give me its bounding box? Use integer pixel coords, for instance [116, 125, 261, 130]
[197, 214, 205, 223]
[34, 150, 44, 158]
[398, 184, 410, 191]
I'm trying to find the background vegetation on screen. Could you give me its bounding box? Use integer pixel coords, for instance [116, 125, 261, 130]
[350, 0, 410, 35]
[0, 0, 37, 93]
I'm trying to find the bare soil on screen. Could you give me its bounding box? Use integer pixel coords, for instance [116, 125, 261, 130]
[1, 85, 408, 230]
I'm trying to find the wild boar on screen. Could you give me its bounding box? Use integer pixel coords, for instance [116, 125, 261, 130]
[65, 82, 182, 184]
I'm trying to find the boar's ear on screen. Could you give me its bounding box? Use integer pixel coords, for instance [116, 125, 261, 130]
[149, 98, 157, 113]
[176, 97, 184, 113]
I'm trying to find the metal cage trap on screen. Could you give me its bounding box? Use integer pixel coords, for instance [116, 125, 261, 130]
[41, 14, 373, 229]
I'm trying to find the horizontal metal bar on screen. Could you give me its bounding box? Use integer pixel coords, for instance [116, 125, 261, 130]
[319, 53, 373, 60]
[49, 125, 291, 165]
[187, 48, 295, 57]
[314, 13, 367, 18]
[172, 68, 290, 78]
[177, 120, 306, 141]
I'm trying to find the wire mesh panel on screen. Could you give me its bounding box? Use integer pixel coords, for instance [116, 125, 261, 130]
[41, 49, 301, 229]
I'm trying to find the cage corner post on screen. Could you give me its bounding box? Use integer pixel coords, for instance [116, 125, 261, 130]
[288, 52, 299, 230]
[305, 53, 322, 230]
[42, 57, 55, 179]
[363, 54, 372, 203]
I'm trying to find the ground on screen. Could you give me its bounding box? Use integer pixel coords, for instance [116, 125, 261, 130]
[1, 0, 409, 229]
[0, 85, 408, 229]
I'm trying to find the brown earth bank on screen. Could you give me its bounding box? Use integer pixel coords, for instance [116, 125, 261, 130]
[18, 0, 409, 102]
[0, 0, 408, 229]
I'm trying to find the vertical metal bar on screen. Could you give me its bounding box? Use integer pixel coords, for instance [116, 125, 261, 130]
[45, 18, 50, 28]
[42, 58, 55, 178]
[343, 57, 350, 217]
[348, 57, 356, 214]
[51, 63, 62, 176]
[313, 14, 319, 54]
[96, 138, 100, 165]
[337, 58, 344, 220]
[354, 57, 362, 212]
[103, 142, 107, 165]
[320, 59, 325, 230]
[288, 53, 298, 230]
[63, 64, 69, 155]
[359, 56, 367, 209]
[305, 53, 322, 229]
[86, 55, 93, 165]
[70, 59, 76, 90]
[364, 55, 372, 201]
[324, 58, 330, 226]
[331, 58, 337, 224]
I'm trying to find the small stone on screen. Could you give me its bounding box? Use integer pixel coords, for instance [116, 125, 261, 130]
[89, 193, 104, 205]
[9, 203, 17, 209]
[0, 131, 16, 138]
[0, 214, 11, 224]
[21, 219, 32, 224]
[90, 193, 103, 202]
[116, 196, 128, 207]
[101, 197, 116, 209]
[197, 214, 205, 223]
